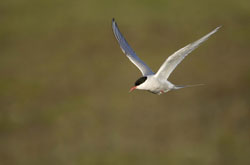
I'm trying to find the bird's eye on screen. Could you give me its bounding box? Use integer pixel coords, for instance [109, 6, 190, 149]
[135, 77, 147, 86]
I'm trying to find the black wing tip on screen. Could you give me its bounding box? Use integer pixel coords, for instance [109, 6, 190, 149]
[112, 18, 119, 32]
[112, 18, 117, 28]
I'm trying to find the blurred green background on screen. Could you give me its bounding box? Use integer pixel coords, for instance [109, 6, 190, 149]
[1, 0, 250, 164]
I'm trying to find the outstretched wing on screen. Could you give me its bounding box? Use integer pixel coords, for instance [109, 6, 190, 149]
[155, 26, 221, 79]
[112, 18, 154, 76]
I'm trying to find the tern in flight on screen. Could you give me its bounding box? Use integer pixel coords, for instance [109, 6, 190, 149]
[112, 18, 220, 95]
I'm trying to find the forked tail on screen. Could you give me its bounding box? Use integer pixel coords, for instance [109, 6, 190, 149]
[174, 84, 204, 90]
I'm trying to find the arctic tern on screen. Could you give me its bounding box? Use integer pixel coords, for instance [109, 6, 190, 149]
[112, 18, 220, 95]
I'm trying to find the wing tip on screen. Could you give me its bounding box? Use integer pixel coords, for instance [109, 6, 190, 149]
[112, 18, 118, 31]
[213, 25, 222, 32]
[112, 18, 117, 27]
[217, 25, 222, 29]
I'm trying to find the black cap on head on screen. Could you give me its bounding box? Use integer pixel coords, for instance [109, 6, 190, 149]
[134, 77, 147, 86]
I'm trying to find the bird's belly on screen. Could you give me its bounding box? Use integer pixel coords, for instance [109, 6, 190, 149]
[148, 80, 173, 94]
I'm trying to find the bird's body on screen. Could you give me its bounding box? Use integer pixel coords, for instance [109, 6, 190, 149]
[135, 75, 174, 94]
[112, 18, 220, 95]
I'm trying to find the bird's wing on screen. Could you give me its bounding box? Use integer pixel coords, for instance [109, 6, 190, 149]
[155, 26, 221, 80]
[112, 18, 154, 76]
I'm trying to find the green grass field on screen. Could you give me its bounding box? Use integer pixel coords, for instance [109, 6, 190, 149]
[1, 0, 250, 164]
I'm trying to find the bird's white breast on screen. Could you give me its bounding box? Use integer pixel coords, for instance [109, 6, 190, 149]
[136, 75, 174, 93]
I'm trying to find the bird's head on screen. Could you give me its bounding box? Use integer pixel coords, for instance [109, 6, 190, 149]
[129, 76, 147, 92]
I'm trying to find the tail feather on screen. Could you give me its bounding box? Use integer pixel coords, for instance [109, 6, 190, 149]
[174, 84, 204, 90]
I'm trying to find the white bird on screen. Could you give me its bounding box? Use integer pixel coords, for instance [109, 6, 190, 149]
[112, 18, 220, 95]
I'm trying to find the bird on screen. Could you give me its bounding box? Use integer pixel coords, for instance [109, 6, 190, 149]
[112, 18, 220, 95]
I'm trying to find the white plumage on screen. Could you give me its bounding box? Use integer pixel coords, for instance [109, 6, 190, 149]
[112, 18, 220, 95]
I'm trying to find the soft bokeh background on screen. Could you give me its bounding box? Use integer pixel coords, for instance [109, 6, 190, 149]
[1, 0, 250, 164]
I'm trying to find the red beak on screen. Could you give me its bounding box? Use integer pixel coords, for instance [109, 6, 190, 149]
[129, 86, 137, 92]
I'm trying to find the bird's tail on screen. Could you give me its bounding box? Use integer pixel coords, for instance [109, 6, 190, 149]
[174, 84, 204, 90]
